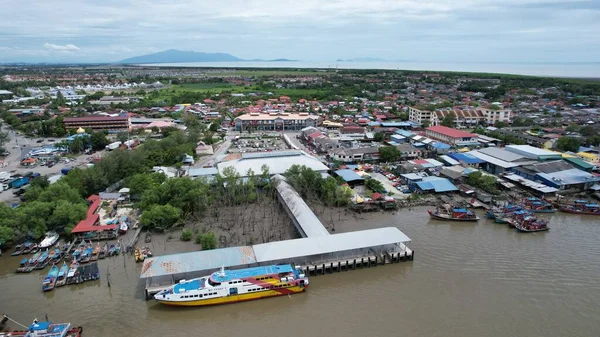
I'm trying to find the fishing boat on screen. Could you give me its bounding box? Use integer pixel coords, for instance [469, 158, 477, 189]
[66, 261, 79, 285]
[509, 214, 550, 233]
[55, 262, 69, 287]
[33, 251, 50, 270]
[90, 245, 100, 261]
[79, 247, 93, 264]
[486, 204, 522, 221]
[39, 232, 60, 249]
[16, 251, 42, 273]
[19, 258, 29, 267]
[22, 242, 38, 254]
[0, 318, 83, 337]
[558, 200, 600, 215]
[107, 244, 116, 256]
[134, 248, 144, 263]
[98, 244, 107, 259]
[155, 264, 309, 307]
[142, 246, 152, 258]
[118, 222, 128, 235]
[11, 244, 25, 256]
[428, 204, 479, 222]
[42, 264, 60, 292]
[144, 231, 152, 244]
[114, 243, 121, 255]
[522, 197, 556, 213]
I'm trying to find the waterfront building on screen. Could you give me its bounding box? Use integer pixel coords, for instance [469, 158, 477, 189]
[234, 112, 320, 131]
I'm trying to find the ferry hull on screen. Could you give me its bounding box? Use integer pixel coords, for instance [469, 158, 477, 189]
[157, 286, 306, 307]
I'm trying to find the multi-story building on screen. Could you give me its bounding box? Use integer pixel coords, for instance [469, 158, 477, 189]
[409, 107, 434, 125]
[425, 126, 478, 146]
[63, 116, 130, 133]
[410, 107, 512, 127]
[234, 112, 320, 131]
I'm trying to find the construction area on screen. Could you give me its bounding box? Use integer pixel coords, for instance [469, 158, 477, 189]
[141, 174, 413, 299]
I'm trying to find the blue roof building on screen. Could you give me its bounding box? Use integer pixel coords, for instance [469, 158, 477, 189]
[334, 169, 365, 184]
[414, 176, 458, 193]
[448, 153, 484, 166]
[536, 168, 600, 190]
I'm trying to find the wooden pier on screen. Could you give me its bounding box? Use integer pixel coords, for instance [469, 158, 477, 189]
[126, 227, 143, 253]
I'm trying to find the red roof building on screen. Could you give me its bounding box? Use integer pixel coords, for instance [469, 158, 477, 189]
[63, 116, 130, 132]
[71, 195, 118, 234]
[425, 126, 477, 146]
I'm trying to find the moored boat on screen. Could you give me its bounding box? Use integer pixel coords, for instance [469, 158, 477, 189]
[119, 222, 128, 235]
[558, 200, 600, 215]
[39, 232, 60, 249]
[22, 242, 38, 254]
[55, 262, 69, 287]
[1, 318, 83, 337]
[509, 214, 550, 233]
[80, 247, 93, 264]
[90, 245, 100, 261]
[11, 244, 24, 256]
[16, 251, 42, 273]
[522, 197, 556, 213]
[42, 264, 60, 292]
[428, 204, 479, 222]
[66, 260, 79, 285]
[155, 264, 308, 307]
[98, 244, 107, 259]
[33, 251, 50, 270]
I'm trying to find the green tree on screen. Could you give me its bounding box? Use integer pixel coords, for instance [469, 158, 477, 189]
[365, 178, 385, 193]
[580, 125, 597, 137]
[141, 204, 182, 231]
[494, 121, 508, 128]
[378, 146, 400, 162]
[116, 131, 129, 143]
[209, 122, 219, 132]
[565, 123, 580, 133]
[441, 112, 456, 127]
[180, 228, 193, 241]
[556, 136, 583, 152]
[90, 131, 109, 150]
[421, 120, 431, 128]
[198, 232, 217, 250]
[373, 132, 385, 142]
[0, 131, 9, 148]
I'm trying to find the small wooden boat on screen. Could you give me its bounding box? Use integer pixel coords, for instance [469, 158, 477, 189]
[134, 248, 144, 263]
[66, 260, 79, 285]
[19, 258, 29, 266]
[428, 204, 479, 222]
[16, 251, 41, 273]
[98, 244, 108, 259]
[144, 231, 152, 244]
[55, 262, 69, 287]
[107, 244, 116, 256]
[1, 318, 83, 337]
[33, 251, 50, 270]
[42, 264, 60, 292]
[22, 242, 38, 254]
[11, 244, 24, 256]
[90, 245, 100, 261]
[80, 247, 93, 263]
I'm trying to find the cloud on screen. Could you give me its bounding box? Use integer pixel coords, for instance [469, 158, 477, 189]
[43, 43, 80, 52]
[0, 0, 597, 63]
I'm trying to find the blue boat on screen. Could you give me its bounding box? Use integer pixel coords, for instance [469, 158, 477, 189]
[80, 247, 93, 263]
[33, 251, 50, 270]
[42, 264, 59, 292]
[522, 197, 556, 213]
[56, 262, 70, 287]
[6, 318, 83, 336]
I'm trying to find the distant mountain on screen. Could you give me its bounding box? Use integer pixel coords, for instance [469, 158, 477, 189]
[119, 49, 295, 64]
[119, 49, 243, 64]
[336, 57, 411, 62]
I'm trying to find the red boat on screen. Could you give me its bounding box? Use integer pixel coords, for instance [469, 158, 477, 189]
[509, 214, 550, 233]
[428, 204, 479, 222]
[558, 200, 600, 215]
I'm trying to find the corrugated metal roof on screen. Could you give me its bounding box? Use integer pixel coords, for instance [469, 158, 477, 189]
[467, 150, 520, 169]
[188, 167, 218, 177]
[140, 246, 257, 278]
[505, 145, 560, 159]
[272, 175, 330, 237]
[415, 176, 458, 192]
[440, 155, 459, 165]
[478, 147, 525, 162]
[503, 173, 559, 193]
[537, 169, 600, 186]
[335, 169, 365, 182]
[252, 227, 410, 262]
[218, 151, 328, 176]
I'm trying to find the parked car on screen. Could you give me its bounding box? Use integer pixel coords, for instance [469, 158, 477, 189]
[47, 162, 55, 168]
[13, 188, 26, 196]
[36, 140, 43, 143]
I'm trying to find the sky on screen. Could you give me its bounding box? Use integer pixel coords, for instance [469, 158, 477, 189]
[0, 0, 599, 63]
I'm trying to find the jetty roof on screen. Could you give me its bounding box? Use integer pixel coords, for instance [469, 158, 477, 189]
[252, 227, 410, 262]
[140, 246, 257, 278]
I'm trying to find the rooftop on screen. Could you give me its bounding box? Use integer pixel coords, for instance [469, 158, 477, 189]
[334, 169, 365, 182]
[415, 176, 458, 192]
[537, 168, 600, 186]
[505, 145, 561, 159]
[218, 151, 328, 176]
[63, 116, 129, 122]
[426, 126, 476, 139]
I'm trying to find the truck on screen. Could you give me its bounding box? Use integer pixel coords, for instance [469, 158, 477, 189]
[105, 141, 122, 151]
[8, 177, 29, 189]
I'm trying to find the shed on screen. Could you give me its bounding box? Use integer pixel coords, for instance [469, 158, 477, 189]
[334, 169, 364, 184]
[414, 176, 458, 193]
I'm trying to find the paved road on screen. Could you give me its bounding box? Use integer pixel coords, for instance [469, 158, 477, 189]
[194, 134, 233, 168]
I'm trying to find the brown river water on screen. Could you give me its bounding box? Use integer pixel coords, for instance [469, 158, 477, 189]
[1, 207, 599, 337]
